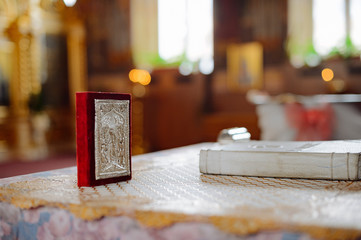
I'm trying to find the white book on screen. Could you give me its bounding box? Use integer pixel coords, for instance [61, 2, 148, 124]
[199, 140, 361, 180]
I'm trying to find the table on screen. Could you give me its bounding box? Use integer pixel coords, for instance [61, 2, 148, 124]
[251, 93, 361, 141]
[1, 143, 361, 239]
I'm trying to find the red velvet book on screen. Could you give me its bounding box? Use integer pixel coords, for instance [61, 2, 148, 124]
[76, 92, 132, 187]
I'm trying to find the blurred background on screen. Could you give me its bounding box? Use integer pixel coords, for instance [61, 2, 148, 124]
[1, 0, 361, 176]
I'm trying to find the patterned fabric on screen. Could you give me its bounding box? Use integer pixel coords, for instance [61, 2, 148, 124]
[285, 102, 333, 141]
[0, 202, 309, 240]
[1, 143, 361, 239]
[257, 102, 361, 141]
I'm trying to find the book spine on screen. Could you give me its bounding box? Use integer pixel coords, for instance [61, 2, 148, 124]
[76, 93, 91, 187]
[200, 149, 360, 180]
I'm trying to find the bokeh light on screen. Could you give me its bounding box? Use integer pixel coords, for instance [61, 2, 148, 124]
[132, 84, 146, 98]
[129, 69, 151, 85]
[321, 68, 334, 82]
[329, 78, 346, 93]
[63, 0, 77, 7]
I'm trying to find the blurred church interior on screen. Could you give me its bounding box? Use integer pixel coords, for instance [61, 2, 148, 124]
[1, 0, 361, 177]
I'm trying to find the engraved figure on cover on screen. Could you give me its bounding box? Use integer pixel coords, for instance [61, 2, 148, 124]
[95, 99, 130, 180]
[100, 108, 126, 172]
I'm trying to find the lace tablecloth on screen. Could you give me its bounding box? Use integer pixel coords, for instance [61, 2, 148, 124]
[1, 143, 361, 239]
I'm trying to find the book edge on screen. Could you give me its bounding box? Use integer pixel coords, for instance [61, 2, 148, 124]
[199, 149, 361, 180]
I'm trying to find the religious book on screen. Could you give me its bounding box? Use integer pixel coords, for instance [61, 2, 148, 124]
[199, 140, 361, 180]
[76, 92, 132, 187]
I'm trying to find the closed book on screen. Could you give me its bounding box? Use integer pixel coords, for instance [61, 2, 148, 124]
[76, 92, 132, 187]
[199, 140, 361, 180]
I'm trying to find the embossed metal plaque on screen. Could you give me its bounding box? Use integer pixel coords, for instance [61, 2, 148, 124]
[94, 99, 130, 180]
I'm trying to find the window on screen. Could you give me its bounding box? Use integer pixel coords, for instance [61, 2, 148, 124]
[287, 0, 361, 68]
[313, 0, 346, 56]
[131, 0, 214, 74]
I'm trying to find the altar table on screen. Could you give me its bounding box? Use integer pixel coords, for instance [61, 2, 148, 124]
[1, 143, 361, 239]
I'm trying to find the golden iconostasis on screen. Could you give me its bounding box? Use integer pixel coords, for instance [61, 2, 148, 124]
[0, 0, 87, 160]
